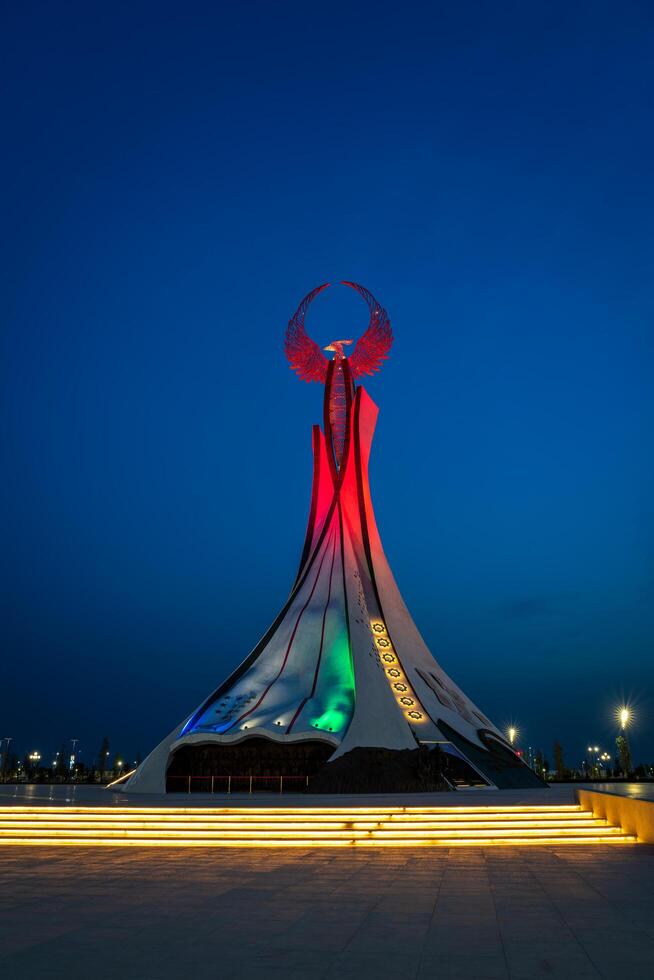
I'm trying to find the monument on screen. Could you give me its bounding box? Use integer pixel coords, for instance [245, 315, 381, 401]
[124, 282, 542, 792]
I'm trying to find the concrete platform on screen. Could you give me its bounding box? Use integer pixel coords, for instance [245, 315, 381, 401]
[1, 838, 653, 979]
[0, 782, 575, 809]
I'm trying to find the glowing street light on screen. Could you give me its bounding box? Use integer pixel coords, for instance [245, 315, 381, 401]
[507, 726, 518, 745]
[615, 705, 634, 777]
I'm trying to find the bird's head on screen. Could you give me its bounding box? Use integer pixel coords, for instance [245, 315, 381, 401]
[323, 339, 354, 359]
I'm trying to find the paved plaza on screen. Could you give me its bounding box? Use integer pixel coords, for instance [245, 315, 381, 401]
[2, 842, 654, 980]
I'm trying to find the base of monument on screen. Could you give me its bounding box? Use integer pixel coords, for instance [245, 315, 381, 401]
[162, 732, 546, 793]
[306, 746, 449, 794]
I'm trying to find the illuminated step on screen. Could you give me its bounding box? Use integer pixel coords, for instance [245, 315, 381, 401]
[0, 817, 604, 830]
[0, 805, 585, 815]
[0, 819, 607, 832]
[0, 816, 609, 830]
[0, 806, 589, 819]
[0, 822, 628, 838]
[0, 823, 622, 840]
[0, 835, 637, 848]
[0, 827, 628, 841]
[0, 809, 596, 821]
[0, 807, 593, 821]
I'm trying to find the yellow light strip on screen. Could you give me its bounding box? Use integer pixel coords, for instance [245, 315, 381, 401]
[105, 769, 137, 789]
[0, 804, 583, 813]
[0, 827, 625, 840]
[0, 803, 582, 810]
[0, 814, 604, 830]
[0, 836, 637, 848]
[0, 809, 593, 821]
[0, 819, 605, 831]
[370, 619, 427, 725]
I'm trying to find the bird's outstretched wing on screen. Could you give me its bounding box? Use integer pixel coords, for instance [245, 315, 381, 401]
[284, 283, 330, 383]
[343, 281, 393, 379]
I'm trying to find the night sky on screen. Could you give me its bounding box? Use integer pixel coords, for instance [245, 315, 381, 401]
[2, 2, 653, 770]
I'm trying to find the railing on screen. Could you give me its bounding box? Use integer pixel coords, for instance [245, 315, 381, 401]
[166, 775, 311, 795]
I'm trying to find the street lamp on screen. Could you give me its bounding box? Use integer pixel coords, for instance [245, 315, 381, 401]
[28, 751, 41, 778]
[615, 706, 633, 777]
[586, 746, 602, 778]
[507, 726, 518, 746]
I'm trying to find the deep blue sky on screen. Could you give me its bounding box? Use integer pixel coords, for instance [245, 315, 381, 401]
[2, 2, 653, 769]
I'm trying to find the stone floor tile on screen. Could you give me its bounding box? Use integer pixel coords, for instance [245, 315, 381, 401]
[503, 942, 601, 980]
[327, 951, 419, 979]
[417, 954, 509, 979]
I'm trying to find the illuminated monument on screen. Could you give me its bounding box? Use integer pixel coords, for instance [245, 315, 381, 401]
[125, 282, 542, 792]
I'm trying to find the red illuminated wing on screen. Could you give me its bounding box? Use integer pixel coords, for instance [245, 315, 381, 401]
[284, 283, 330, 383]
[342, 281, 393, 379]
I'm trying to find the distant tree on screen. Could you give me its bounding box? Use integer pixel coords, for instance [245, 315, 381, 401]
[616, 735, 632, 776]
[535, 750, 546, 777]
[553, 742, 565, 779]
[97, 736, 110, 775]
[22, 754, 32, 778]
[0, 745, 10, 781]
[56, 743, 68, 781]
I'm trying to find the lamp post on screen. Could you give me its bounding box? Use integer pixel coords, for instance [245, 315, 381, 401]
[28, 751, 41, 781]
[616, 706, 633, 776]
[70, 739, 79, 781]
[586, 746, 602, 779]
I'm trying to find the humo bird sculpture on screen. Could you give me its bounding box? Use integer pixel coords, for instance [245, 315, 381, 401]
[285, 281, 393, 467]
[284, 281, 393, 383]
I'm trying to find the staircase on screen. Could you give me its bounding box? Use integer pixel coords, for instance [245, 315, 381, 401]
[0, 803, 637, 847]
